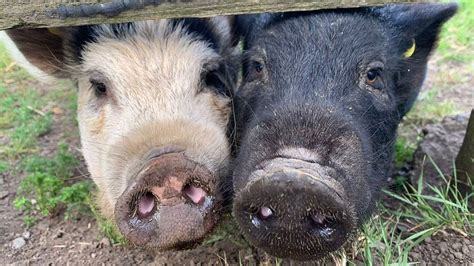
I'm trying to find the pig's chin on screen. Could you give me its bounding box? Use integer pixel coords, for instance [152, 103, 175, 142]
[114, 147, 221, 250]
[233, 157, 357, 261]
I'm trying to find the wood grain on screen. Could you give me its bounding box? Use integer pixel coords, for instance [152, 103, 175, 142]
[1, 0, 420, 30]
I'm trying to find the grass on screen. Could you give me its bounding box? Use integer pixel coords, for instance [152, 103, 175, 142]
[438, 0, 474, 63]
[89, 201, 127, 245]
[394, 137, 417, 168]
[13, 143, 94, 226]
[0, 85, 53, 158]
[351, 158, 473, 264]
[0, 43, 96, 228]
[204, 214, 249, 247]
[0, 40, 127, 245]
[358, 213, 410, 265]
[386, 159, 472, 235]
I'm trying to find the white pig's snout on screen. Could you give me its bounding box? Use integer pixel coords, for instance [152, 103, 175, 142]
[114, 149, 221, 250]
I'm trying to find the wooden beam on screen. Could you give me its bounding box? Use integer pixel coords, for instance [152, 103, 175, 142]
[0, 0, 421, 30]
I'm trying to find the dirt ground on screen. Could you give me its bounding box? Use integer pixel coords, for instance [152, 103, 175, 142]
[0, 38, 473, 266]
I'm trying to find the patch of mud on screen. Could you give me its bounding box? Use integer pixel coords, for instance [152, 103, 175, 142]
[410, 231, 473, 264]
[1, 217, 154, 265]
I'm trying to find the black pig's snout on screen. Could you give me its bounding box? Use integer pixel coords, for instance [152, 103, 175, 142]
[234, 161, 356, 261]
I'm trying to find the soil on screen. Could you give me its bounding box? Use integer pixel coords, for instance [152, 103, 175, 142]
[1, 60, 473, 264]
[409, 231, 474, 264]
[412, 112, 469, 188]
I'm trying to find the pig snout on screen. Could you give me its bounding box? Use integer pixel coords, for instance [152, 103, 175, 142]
[115, 149, 219, 250]
[234, 156, 356, 260]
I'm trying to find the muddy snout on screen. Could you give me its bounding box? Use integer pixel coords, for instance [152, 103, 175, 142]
[233, 159, 356, 260]
[115, 152, 219, 250]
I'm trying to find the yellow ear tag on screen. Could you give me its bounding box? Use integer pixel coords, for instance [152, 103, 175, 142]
[48, 28, 61, 36]
[404, 39, 416, 58]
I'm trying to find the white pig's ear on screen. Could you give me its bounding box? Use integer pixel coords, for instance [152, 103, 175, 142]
[4, 28, 70, 79]
[373, 3, 457, 59]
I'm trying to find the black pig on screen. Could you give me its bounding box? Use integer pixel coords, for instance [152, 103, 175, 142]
[232, 3, 457, 261]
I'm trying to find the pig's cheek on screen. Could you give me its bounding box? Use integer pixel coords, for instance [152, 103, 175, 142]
[198, 91, 230, 119]
[200, 94, 232, 166]
[78, 112, 107, 167]
[78, 114, 123, 219]
[211, 96, 231, 127]
[77, 105, 106, 175]
[88, 109, 107, 135]
[77, 104, 115, 202]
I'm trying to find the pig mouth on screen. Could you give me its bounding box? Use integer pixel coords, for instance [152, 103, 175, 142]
[115, 150, 220, 250]
[233, 157, 356, 261]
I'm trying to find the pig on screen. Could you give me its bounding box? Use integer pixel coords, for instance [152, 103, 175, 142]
[3, 18, 239, 250]
[231, 3, 457, 261]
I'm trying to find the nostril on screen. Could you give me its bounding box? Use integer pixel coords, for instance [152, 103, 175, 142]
[259, 206, 273, 219]
[310, 214, 337, 241]
[182, 184, 207, 205]
[319, 226, 336, 240]
[137, 192, 156, 218]
[249, 206, 275, 229]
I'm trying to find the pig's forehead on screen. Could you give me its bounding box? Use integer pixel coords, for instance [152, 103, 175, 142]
[253, 13, 391, 60]
[77, 20, 220, 76]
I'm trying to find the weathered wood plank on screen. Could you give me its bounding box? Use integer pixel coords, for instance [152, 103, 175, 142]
[0, 0, 421, 30]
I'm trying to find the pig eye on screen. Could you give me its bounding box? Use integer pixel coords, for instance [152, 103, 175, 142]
[90, 80, 107, 98]
[364, 67, 384, 91]
[366, 70, 378, 83]
[253, 61, 264, 73]
[246, 59, 265, 82]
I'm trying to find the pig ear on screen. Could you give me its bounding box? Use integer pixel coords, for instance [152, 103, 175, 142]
[374, 3, 458, 58]
[373, 3, 457, 116]
[208, 16, 241, 48]
[5, 28, 70, 78]
[235, 14, 277, 44]
[225, 16, 241, 47]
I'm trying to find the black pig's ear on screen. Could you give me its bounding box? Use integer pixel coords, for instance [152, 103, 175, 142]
[5, 28, 71, 78]
[372, 3, 458, 117]
[226, 16, 241, 47]
[235, 13, 279, 46]
[374, 3, 458, 59]
[207, 16, 240, 48]
[235, 14, 271, 37]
